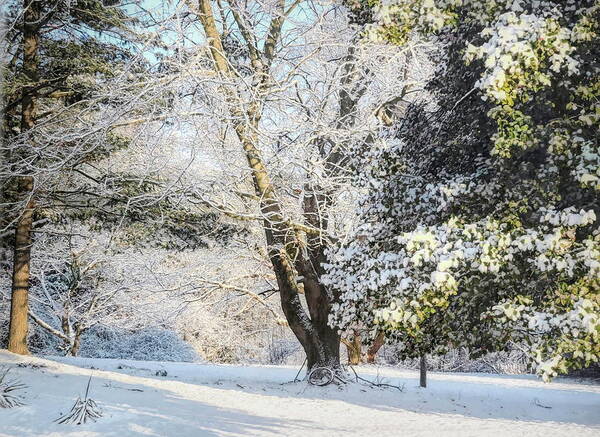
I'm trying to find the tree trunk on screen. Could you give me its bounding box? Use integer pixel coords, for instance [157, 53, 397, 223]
[269, 238, 340, 372]
[295, 186, 340, 371]
[192, 0, 341, 374]
[8, 0, 40, 355]
[8, 188, 34, 355]
[420, 355, 427, 388]
[68, 334, 82, 356]
[366, 331, 385, 363]
[345, 330, 362, 365]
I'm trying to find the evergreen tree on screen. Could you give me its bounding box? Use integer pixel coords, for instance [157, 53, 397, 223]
[1, 0, 237, 353]
[325, 0, 600, 380]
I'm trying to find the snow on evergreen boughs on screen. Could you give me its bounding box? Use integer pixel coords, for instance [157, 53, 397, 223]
[325, 0, 600, 381]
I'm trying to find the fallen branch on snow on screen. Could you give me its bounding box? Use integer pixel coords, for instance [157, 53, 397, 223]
[348, 366, 405, 392]
[533, 398, 552, 409]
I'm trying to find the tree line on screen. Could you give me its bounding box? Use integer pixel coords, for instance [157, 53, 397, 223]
[2, 0, 598, 380]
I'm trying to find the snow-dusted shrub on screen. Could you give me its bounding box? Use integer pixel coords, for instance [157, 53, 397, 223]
[25, 323, 198, 362]
[0, 271, 10, 348]
[28, 324, 64, 355]
[76, 326, 199, 362]
[267, 338, 303, 365]
[0, 320, 8, 349]
[380, 346, 530, 375]
[55, 377, 102, 425]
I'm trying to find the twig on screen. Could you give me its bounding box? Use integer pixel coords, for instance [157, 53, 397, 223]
[293, 357, 307, 383]
[348, 366, 405, 392]
[102, 382, 144, 392]
[533, 398, 552, 409]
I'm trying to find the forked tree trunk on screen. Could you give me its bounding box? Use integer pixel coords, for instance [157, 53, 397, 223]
[341, 331, 384, 365]
[266, 217, 340, 371]
[295, 186, 340, 370]
[8, 0, 39, 355]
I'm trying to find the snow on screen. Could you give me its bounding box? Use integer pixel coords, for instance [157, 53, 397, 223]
[0, 350, 599, 436]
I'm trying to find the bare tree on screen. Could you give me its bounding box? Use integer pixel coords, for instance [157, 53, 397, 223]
[185, 0, 345, 370]
[25, 231, 132, 356]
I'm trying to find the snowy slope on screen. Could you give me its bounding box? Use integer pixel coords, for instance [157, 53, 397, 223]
[0, 350, 598, 436]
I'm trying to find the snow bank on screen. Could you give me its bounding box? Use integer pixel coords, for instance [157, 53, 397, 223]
[0, 350, 598, 436]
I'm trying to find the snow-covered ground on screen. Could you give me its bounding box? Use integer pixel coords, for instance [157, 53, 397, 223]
[0, 350, 598, 436]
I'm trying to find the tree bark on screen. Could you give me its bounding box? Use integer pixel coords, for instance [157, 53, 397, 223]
[366, 331, 385, 363]
[295, 186, 340, 370]
[420, 355, 427, 388]
[68, 331, 82, 356]
[8, 188, 34, 355]
[8, 0, 40, 355]
[344, 330, 362, 365]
